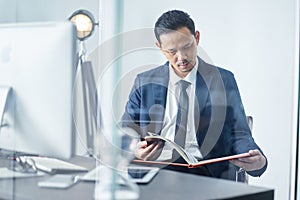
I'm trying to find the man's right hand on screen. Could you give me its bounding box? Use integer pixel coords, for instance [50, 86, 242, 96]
[135, 140, 164, 161]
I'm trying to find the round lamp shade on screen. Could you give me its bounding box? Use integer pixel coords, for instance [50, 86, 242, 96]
[69, 9, 96, 41]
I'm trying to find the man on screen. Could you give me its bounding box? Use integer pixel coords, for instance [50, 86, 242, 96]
[122, 10, 267, 179]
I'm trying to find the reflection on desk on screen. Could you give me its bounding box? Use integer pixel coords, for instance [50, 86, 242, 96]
[0, 156, 274, 200]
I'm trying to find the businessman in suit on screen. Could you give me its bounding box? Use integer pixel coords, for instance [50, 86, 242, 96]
[122, 10, 267, 179]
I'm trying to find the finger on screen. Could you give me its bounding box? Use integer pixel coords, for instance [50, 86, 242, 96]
[230, 159, 246, 167]
[238, 155, 259, 163]
[137, 141, 148, 148]
[238, 150, 262, 162]
[249, 149, 261, 156]
[152, 141, 164, 151]
[143, 141, 159, 153]
[138, 144, 156, 159]
[147, 148, 163, 160]
[145, 148, 160, 160]
[230, 152, 266, 171]
[230, 159, 252, 170]
[135, 141, 156, 159]
[144, 141, 164, 160]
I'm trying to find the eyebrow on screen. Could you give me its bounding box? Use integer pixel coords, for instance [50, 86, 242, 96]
[183, 42, 192, 48]
[166, 48, 176, 52]
[165, 42, 193, 51]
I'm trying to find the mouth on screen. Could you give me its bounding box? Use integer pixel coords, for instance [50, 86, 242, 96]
[177, 60, 191, 67]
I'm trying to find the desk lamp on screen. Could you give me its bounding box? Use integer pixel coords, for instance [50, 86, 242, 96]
[70, 9, 141, 199]
[69, 9, 98, 62]
[69, 9, 99, 157]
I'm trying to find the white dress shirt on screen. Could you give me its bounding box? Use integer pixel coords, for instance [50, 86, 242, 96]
[157, 60, 203, 161]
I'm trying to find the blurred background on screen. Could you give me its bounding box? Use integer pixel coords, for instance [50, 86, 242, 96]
[0, 0, 298, 199]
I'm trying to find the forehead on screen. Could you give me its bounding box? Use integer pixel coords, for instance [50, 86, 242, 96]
[159, 27, 194, 49]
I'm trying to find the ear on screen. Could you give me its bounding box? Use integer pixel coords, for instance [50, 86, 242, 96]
[195, 31, 200, 45]
[155, 41, 166, 55]
[155, 41, 161, 49]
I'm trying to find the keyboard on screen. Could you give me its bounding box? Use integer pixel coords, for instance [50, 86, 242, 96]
[20, 156, 88, 174]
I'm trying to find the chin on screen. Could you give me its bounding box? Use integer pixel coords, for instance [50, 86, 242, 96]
[180, 66, 193, 72]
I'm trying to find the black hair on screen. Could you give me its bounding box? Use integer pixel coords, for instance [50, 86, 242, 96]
[154, 10, 195, 43]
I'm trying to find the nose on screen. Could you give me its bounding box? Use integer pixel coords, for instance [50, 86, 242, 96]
[176, 50, 187, 61]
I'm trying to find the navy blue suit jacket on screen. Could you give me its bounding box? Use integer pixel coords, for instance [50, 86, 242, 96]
[122, 57, 267, 178]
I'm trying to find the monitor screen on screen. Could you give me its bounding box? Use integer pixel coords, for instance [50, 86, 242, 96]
[0, 21, 76, 159]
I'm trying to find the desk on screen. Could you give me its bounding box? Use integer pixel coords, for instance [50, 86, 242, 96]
[0, 156, 274, 200]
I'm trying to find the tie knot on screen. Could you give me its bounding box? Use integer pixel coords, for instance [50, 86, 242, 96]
[178, 80, 190, 91]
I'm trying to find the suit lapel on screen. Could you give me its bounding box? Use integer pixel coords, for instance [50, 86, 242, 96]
[195, 57, 213, 120]
[195, 57, 214, 147]
[195, 57, 228, 157]
[149, 65, 169, 134]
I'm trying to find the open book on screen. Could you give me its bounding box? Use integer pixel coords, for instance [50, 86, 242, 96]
[133, 134, 251, 168]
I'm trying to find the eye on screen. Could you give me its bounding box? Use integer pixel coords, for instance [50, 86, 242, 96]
[183, 43, 192, 50]
[168, 50, 177, 55]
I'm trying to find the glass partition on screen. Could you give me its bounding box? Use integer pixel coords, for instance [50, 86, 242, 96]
[0, 1, 298, 200]
[98, 1, 299, 200]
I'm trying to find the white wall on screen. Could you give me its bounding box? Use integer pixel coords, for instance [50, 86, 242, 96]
[98, 0, 298, 199]
[0, 0, 100, 156]
[0, 0, 100, 53]
[0, 1, 298, 199]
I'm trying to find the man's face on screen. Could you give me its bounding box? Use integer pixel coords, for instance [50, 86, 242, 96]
[156, 27, 200, 78]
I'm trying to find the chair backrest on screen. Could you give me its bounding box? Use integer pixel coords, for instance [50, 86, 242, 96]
[246, 116, 253, 133]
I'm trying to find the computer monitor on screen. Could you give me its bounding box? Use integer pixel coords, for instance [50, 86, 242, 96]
[0, 21, 76, 159]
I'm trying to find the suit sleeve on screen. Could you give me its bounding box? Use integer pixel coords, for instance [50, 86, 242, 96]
[225, 72, 267, 177]
[121, 75, 143, 135]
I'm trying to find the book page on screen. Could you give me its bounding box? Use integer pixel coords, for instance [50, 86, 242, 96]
[133, 152, 251, 168]
[145, 134, 197, 164]
[142, 133, 251, 168]
[189, 152, 251, 168]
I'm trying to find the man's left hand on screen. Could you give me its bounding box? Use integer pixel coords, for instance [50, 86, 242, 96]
[230, 149, 266, 172]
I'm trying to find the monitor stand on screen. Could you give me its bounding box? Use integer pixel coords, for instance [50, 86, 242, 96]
[0, 149, 39, 174]
[0, 86, 13, 129]
[0, 86, 38, 173]
[75, 54, 100, 157]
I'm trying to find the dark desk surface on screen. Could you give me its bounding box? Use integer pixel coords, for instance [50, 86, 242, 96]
[0, 156, 274, 200]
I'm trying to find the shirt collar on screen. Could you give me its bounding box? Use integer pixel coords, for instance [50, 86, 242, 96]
[169, 58, 198, 86]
